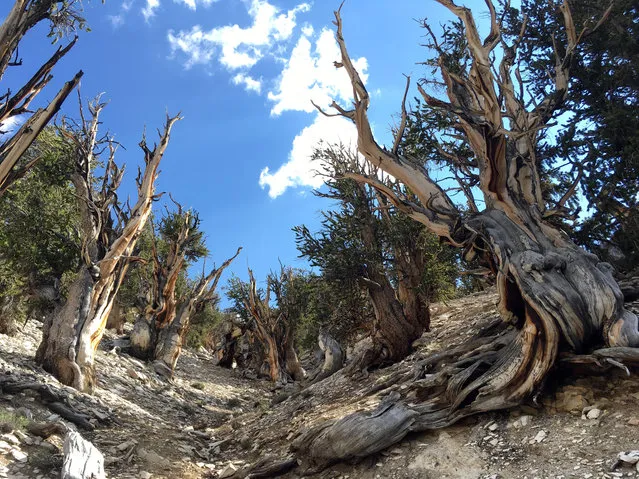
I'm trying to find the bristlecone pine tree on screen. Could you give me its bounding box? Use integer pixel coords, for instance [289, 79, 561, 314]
[0, 0, 85, 195]
[289, 1, 639, 468]
[35, 98, 181, 393]
[296, 145, 452, 372]
[129, 210, 242, 377]
[129, 204, 207, 362]
[244, 267, 306, 384]
[500, 0, 639, 271]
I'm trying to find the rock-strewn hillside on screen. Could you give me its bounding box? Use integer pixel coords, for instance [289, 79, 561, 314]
[1, 289, 639, 479]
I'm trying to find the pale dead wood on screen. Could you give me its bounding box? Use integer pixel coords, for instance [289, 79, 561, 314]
[36, 103, 182, 392]
[152, 246, 242, 377]
[62, 431, 106, 479]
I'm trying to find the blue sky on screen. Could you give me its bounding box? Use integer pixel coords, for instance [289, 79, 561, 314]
[2, 0, 486, 301]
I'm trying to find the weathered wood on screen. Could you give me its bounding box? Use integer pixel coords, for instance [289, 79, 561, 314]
[47, 402, 94, 431]
[619, 276, 639, 302]
[150, 247, 242, 377]
[0, 0, 83, 194]
[307, 331, 344, 384]
[246, 457, 298, 478]
[0, 376, 107, 430]
[244, 267, 306, 384]
[292, 392, 416, 469]
[62, 431, 105, 479]
[290, 2, 639, 468]
[36, 102, 182, 393]
[26, 420, 67, 439]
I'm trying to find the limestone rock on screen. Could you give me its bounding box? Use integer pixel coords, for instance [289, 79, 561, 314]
[219, 463, 238, 478]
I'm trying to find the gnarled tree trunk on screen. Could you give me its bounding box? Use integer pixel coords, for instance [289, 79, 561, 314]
[129, 206, 198, 360]
[244, 268, 306, 384]
[307, 331, 344, 384]
[290, 1, 639, 468]
[347, 182, 429, 372]
[141, 247, 242, 377]
[36, 101, 181, 393]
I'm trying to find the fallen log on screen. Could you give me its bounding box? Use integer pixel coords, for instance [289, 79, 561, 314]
[0, 375, 108, 430]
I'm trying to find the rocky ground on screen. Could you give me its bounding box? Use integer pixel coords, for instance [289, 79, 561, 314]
[1, 290, 639, 479]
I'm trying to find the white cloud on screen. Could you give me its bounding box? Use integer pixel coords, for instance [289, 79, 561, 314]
[232, 73, 262, 94]
[175, 0, 218, 10]
[259, 115, 358, 198]
[267, 27, 368, 116]
[167, 0, 310, 70]
[258, 26, 369, 198]
[109, 14, 125, 27]
[300, 23, 313, 37]
[142, 0, 160, 21]
[108, 1, 133, 28]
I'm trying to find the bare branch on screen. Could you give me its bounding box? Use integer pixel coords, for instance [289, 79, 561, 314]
[329, 7, 461, 241]
[391, 75, 410, 156]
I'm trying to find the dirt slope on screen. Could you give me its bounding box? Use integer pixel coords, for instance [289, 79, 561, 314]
[1, 290, 638, 479]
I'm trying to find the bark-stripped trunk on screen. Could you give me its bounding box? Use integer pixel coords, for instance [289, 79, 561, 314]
[0, 1, 84, 194]
[36, 103, 181, 393]
[290, 2, 639, 468]
[105, 300, 125, 334]
[281, 326, 305, 381]
[0, 0, 65, 80]
[0, 44, 82, 194]
[245, 268, 306, 384]
[152, 303, 189, 377]
[140, 247, 241, 378]
[129, 207, 198, 361]
[307, 331, 344, 384]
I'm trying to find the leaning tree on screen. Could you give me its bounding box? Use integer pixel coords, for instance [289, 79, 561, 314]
[35, 98, 181, 393]
[289, 0, 639, 466]
[0, 0, 87, 195]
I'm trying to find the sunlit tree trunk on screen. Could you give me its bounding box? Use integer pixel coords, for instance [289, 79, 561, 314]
[36, 101, 181, 393]
[0, 0, 83, 195]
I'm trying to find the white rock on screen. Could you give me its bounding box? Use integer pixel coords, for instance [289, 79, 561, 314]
[533, 430, 547, 443]
[218, 463, 238, 478]
[139, 472, 152, 479]
[586, 408, 601, 420]
[488, 422, 498, 431]
[11, 449, 27, 462]
[519, 415, 531, 427]
[1, 434, 19, 446]
[116, 440, 136, 451]
[617, 450, 639, 465]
